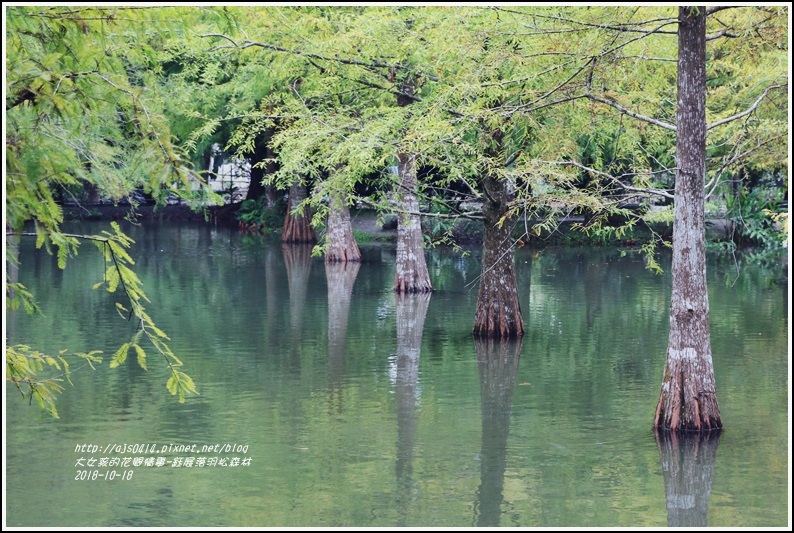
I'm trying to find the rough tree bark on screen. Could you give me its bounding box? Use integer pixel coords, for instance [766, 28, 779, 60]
[325, 188, 361, 263]
[393, 152, 433, 293]
[282, 181, 316, 243]
[392, 75, 432, 293]
[654, 6, 721, 432]
[472, 130, 524, 338]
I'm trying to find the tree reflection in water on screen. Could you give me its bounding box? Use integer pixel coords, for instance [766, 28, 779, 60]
[472, 337, 522, 527]
[655, 428, 722, 527]
[393, 292, 431, 527]
[282, 244, 314, 373]
[325, 260, 360, 414]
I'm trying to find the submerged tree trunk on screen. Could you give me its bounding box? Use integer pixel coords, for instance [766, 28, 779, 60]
[325, 188, 361, 263]
[654, 6, 721, 432]
[282, 243, 314, 338]
[472, 130, 524, 338]
[282, 181, 316, 243]
[393, 152, 432, 293]
[281, 243, 313, 375]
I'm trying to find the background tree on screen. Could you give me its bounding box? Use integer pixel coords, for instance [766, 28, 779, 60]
[324, 175, 362, 263]
[5, 6, 207, 415]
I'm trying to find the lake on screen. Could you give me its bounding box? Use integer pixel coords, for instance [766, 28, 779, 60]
[4, 220, 789, 527]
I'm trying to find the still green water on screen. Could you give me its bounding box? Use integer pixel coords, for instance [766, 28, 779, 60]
[5, 221, 789, 527]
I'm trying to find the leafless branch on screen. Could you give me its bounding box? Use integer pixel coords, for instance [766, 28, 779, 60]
[707, 84, 787, 130]
[546, 159, 675, 200]
[706, 6, 736, 16]
[706, 28, 739, 41]
[492, 7, 678, 35]
[585, 92, 677, 131]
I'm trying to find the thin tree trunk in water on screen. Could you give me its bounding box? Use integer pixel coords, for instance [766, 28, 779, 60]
[325, 188, 361, 263]
[472, 131, 524, 338]
[393, 153, 432, 293]
[282, 182, 316, 243]
[654, 6, 721, 431]
[655, 428, 721, 527]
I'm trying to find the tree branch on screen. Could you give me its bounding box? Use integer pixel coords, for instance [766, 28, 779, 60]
[585, 92, 677, 131]
[706, 6, 736, 16]
[200, 33, 441, 81]
[545, 160, 675, 200]
[707, 84, 787, 130]
[706, 28, 739, 41]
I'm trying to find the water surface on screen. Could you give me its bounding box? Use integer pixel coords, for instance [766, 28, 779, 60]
[5, 221, 789, 527]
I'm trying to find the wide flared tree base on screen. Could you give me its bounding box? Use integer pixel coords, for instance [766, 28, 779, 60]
[282, 213, 316, 243]
[654, 365, 722, 432]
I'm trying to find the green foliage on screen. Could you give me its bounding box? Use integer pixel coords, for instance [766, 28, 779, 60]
[153, 5, 785, 275]
[236, 197, 286, 233]
[7, 5, 786, 414]
[351, 229, 375, 244]
[421, 202, 474, 252]
[6, 345, 102, 418]
[5, 7, 206, 415]
[723, 185, 788, 249]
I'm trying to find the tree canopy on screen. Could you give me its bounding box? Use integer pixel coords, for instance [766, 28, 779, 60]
[5, 6, 216, 415]
[5, 5, 788, 413]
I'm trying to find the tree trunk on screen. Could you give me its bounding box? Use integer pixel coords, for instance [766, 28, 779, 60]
[393, 152, 432, 293]
[325, 188, 361, 263]
[654, 6, 721, 432]
[472, 135, 524, 338]
[282, 181, 316, 243]
[84, 181, 101, 205]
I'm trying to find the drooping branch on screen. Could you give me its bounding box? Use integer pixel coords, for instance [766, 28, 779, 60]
[705, 6, 736, 16]
[7, 230, 195, 400]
